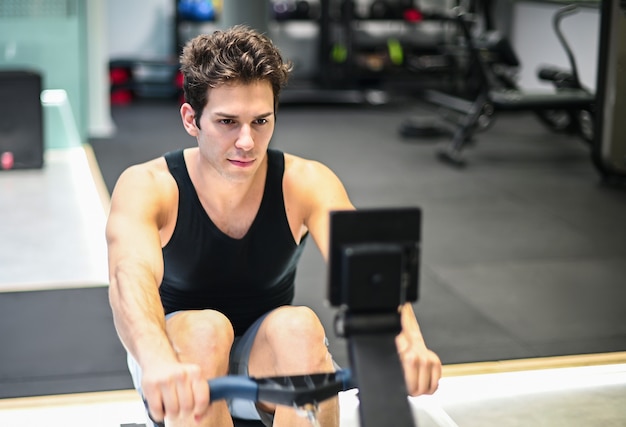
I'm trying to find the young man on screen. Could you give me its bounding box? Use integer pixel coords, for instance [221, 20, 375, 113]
[106, 25, 441, 427]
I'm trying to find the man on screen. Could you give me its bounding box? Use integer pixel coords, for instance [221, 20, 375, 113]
[106, 25, 441, 427]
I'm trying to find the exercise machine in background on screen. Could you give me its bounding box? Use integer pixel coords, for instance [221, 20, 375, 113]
[399, 4, 595, 166]
[0, 70, 44, 170]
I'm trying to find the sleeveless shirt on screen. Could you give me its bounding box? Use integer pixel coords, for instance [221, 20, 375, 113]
[159, 148, 308, 336]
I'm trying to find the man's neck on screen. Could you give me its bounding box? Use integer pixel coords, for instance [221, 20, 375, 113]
[187, 148, 267, 226]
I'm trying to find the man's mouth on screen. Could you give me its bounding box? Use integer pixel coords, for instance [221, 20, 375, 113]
[229, 158, 255, 167]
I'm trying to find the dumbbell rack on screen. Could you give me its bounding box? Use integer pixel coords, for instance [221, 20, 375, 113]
[170, 1, 456, 103]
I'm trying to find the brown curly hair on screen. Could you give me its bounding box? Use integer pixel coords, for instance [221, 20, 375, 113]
[180, 25, 292, 125]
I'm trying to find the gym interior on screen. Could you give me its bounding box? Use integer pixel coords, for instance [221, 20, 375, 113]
[1, 0, 626, 426]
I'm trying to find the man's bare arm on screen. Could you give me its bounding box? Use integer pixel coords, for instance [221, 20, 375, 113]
[106, 164, 211, 422]
[396, 303, 441, 395]
[291, 159, 355, 261]
[106, 164, 177, 367]
[289, 157, 441, 395]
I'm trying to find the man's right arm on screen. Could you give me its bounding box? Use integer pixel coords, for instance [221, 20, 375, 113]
[106, 165, 175, 365]
[106, 165, 208, 422]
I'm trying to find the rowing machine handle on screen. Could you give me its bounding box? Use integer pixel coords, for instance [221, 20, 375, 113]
[147, 369, 355, 426]
[209, 368, 355, 407]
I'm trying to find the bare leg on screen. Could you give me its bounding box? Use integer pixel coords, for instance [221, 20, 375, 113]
[248, 306, 340, 427]
[165, 310, 235, 427]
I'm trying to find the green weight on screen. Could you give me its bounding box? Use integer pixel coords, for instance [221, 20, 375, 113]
[387, 38, 403, 65]
[331, 43, 348, 63]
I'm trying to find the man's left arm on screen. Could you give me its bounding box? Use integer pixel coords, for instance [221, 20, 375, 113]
[294, 158, 354, 260]
[296, 157, 442, 395]
[397, 303, 442, 395]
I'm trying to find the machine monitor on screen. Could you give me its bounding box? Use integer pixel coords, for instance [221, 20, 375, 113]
[327, 207, 421, 312]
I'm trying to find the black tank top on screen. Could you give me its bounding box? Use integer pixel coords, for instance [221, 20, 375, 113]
[159, 149, 308, 336]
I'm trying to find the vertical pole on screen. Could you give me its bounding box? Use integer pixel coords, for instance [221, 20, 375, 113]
[85, 0, 116, 138]
[592, 0, 626, 180]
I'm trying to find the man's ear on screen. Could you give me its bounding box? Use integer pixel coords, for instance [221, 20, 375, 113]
[180, 102, 199, 137]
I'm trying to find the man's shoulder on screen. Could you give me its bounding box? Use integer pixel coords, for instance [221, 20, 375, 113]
[123, 156, 169, 179]
[282, 152, 339, 194]
[282, 152, 327, 171]
[114, 155, 175, 198]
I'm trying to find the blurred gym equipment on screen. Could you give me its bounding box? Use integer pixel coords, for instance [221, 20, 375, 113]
[400, 4, 595, 166]
[0, 70, 44, 170]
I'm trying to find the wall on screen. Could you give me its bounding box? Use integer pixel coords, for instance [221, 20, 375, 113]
[510, 1, 600, 92]
[107, 0, 176, 61]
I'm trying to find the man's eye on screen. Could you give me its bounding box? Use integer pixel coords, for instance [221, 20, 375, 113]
[220, 119, 234, 125]
[255, 119, 268, 125]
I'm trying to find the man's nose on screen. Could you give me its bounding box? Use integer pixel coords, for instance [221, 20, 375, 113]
[235, 124, 254, 150]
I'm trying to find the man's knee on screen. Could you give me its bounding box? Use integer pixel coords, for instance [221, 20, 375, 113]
[166, 309, 235, 356]
[250, 306, 334, 378]
[264, 306, 327, 348]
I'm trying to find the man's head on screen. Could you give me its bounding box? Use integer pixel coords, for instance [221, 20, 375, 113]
[180, 25, 292, 125]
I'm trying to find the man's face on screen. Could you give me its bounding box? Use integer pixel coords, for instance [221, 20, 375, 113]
[194, 80, 275, 181]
